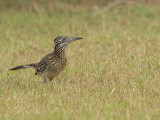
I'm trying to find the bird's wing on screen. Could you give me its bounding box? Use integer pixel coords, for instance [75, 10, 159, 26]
[35, 53, 57, 75]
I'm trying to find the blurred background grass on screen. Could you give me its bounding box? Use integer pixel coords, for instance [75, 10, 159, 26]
[0, 0, 160, 120]
[1, 0, 160, 10]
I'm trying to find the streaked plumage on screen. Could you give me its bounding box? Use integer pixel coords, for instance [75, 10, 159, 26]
[10, 36, 83, 83]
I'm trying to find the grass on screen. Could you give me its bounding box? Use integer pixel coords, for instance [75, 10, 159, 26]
[0, 1, 160, 120]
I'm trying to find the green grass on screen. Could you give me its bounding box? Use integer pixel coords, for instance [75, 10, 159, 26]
[0, 1, 160, 120]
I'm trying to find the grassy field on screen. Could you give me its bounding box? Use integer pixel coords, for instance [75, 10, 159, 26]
[0, 1, 160, 120]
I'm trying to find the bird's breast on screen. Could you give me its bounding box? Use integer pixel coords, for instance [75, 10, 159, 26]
[59, 57, 67, 70]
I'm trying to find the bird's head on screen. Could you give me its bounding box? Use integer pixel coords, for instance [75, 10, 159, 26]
[54, 36, 83, 48]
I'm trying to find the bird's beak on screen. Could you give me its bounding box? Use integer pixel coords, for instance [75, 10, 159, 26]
[68, 37, 83, 43]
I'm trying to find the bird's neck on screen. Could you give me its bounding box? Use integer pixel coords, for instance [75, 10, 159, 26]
[54, 46, 67, 59]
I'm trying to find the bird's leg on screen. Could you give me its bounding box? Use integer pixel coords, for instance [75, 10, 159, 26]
[49, 77, 54, 85]
[42, 75, 47, 83]
[49, 77, 53, 82]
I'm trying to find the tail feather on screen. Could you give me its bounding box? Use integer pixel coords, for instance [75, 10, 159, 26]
[10, 64, 36, 71]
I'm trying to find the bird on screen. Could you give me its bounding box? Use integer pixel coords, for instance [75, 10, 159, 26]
[10, 36, 83, 83]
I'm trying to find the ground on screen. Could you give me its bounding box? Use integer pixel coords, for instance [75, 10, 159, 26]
[0, 1, 160, 120]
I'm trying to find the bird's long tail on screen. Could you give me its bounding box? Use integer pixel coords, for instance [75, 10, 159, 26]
[10, 63, 36, 71]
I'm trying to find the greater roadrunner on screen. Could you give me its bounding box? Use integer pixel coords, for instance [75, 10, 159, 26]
[10, 36, 83, 83]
